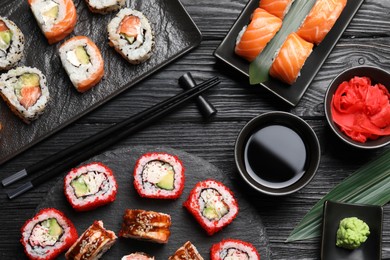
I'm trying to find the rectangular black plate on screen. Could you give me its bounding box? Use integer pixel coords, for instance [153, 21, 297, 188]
[0, 0, 202, 165]
[214, 0, 365, 106]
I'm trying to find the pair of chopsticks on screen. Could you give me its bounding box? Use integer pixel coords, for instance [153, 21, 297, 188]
[3, 76, 220, 199]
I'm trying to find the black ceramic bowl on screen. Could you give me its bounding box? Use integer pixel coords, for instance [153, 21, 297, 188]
[234, 111, 321, 196]
[324, 66, 390, 149]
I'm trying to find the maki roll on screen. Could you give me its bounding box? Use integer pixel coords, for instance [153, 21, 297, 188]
[119, 209, 171, 244]
[0, 17, 24, 71]
[59, 36, 104, 93]
[0, 66, 49, 123]
[85, 0, 125, 14]
[122, 252, 154, 260]
[107, 8, 154, 64]
[28, 0, 77, 44]
[210, 239, 260, 260]
[65, 220, 117, 260]
[183, 179, 239, 236]
[133, 152, 185, 199]
[169, 241, 204, 260]
[20, 208, 78, 260]
[64, 162, 117, 211]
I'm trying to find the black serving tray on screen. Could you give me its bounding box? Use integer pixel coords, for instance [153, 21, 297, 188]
[0, 0, 202, 165]
[214, 0, 365, 106]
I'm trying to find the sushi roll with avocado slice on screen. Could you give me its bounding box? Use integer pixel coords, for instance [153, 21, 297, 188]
[85, 0, 125, 14]
[64, 162, 117, 211]
[0, 66, 49, 123]
[59, 36, 104, 93]
[133, 152, 185, 199]
[183, 179, 239, 235]
[0, 17, 24, 71]
[107, 8, 154, 64]
[20, 208, 78, 260]
[210, 239, 260, 260]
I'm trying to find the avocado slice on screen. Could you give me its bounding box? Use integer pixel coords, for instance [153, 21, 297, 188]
[125, 35, 135, 44]
[156, 171, 174, 190]
[75, 46, 90, 65]
[43, 5, 59, 19]
[41, 218, 63, 238]
[71, 177, 89, 197]
[203, 206, 218, 220]
[21, 73, 40, 87]
[0, 31, 12, 49]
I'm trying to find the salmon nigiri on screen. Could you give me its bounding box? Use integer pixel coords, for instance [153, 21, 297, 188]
[269, 33, 313, 85]
[296, 0, 347, 45]
[28, 0, 77, 44]
[259, 0, 295, 20]
[235, 8, 282, 62]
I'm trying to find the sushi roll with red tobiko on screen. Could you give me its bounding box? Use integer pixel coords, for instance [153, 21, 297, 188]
[133, 152, 185, 199]
[20, 208, 78, 260]
[183, 179, 239, 235]
[210, 239, 260, 260]
[64, 162, 117, 211]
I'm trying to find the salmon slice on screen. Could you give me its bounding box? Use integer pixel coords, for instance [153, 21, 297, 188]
[19, 86, 42, 109]
[269, 33, 313, 85]
[259, 0, 294, 20]
[0, 20, 9, 32]
[235, 8, 282, 62]
[119, 15, 141, 37]
[296, 0, 347, 45]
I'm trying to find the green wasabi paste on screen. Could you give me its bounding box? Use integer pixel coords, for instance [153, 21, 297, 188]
[336, 217, 370, 250]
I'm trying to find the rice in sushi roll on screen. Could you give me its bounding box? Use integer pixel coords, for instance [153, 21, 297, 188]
[85, 0, 125, 14]
[210, 239, 260, 260]
[183, 179, 239, 236]
[20, 208, 78, 260]
[0, 66, 49, 123]
[133, 152, 185, 199]
[169, 241, 204, 260]
[122, 252, 155, 260]
[59, 36, 104, 93]
[28, 0, 77, 44]
[64, 162, 117, 211]
[107, 8, 154, 64]
[0, 17, 24, 71]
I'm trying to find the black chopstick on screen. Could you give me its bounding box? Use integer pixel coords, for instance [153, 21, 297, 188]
[6, 77, 220, 199]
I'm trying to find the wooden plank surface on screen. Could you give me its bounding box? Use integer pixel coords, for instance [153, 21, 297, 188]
[1, 0, 389, 259]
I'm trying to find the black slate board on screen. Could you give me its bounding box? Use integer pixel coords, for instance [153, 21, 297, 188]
[35, 146, 271, 259]
[0, 0, 202, 165]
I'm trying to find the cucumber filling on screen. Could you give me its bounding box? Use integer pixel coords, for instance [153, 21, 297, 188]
[142, 160, 175, 190]
[29, 218, 63, 247]
[199, 188, 229, 221]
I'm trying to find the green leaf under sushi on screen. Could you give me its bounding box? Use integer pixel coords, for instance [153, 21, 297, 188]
[249, 0, 317, 85]
[286, 149, 390, 242]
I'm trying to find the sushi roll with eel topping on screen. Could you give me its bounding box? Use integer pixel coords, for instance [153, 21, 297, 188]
[85, 0, 125, 14]
[0, 17, 24, 71]
[64, 162, 117, 211]
[122, 252, 155, 260]
[169, 241, 204, 260]
[28, 0, 77, 44]
[133, 152, 185, 199]
[183, 179, 239, 236]
[20, 208, 78, 260]
[59, 36, 105, 93]
[210, 239, 260, 260]
[107, 8, 154, 64]
[65, 220, 117, 260]
[0, 66, 49, 123]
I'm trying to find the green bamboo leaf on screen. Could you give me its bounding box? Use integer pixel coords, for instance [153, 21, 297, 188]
[249, 0, 317, 84]
[286, 149, 390, 242]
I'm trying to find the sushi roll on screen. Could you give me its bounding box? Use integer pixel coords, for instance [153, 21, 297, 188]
[59, 36, 105, 93]
[0, 66, 49, 123]
[107, 8, 154, 64]
[20, 208, 78, 260]
[259, 0, 295, 20]
[85, 0, 125, 14]
[133, 152, 185, 199]
[183, 179, 239, 236]
[64, 162, 117, 211]
[119, 209, 171, 244]
[235, 8, 282, 62]
[122, 252, 154, 260]
[296, 0, 347, 45]
[269, 33, 313, 85]
[28, 0, 77, 44]
[65, 220, 117, 260]
[0, 17, 24, 71]
[169, 241, 204, 260]
[210, 239, 260, 260]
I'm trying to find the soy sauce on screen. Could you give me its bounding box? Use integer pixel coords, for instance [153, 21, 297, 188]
[244, 124, 308, 189]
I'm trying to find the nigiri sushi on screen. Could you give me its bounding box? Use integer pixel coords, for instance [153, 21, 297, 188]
[28, 0, 77, 44]
[259, 0, 295, 20]
[296, 0, 347, 45]
[235, 8, 282, 62]
[269, 33, 313, 85]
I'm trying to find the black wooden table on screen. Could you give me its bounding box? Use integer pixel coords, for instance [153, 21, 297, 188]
[0, 0, 389, 259]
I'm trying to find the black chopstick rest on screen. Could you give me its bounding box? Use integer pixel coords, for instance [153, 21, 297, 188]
[179, 72, 217, 119]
